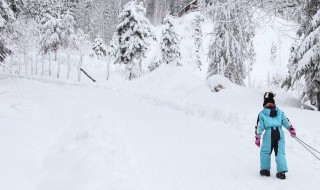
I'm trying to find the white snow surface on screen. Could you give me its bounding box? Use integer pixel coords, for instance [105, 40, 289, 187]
[1, 66, 320, 190]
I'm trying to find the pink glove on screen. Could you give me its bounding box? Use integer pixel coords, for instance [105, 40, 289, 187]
[289, 127, 296, 137]
[255, 135, 261, 147]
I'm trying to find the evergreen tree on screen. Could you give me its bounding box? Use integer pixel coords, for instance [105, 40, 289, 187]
[193, 13, 204, 70]
[90, 37, 106, 59]
[0, 0, 15, 62]
[38, 2, 76, 60]
[207, 0, 255, 86]
[284, 1, 320, 111]
[161, 15, 181, 67]
[114, 0, 154, 80]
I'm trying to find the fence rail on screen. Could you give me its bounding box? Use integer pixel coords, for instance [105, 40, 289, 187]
[0, 53, 107, 83]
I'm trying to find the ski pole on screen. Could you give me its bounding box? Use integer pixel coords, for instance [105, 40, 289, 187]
[294, 137, 320, 161]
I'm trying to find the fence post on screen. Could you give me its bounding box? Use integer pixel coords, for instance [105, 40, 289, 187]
[31, 55, 34, 75]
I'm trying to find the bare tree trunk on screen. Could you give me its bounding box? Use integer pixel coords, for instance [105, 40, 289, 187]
[139, 60, 142, 78]
[10, 56, 13, 73]
[67, 53, 71, 80]
[18, 57, 21, 74]
[78, 54, 83, 82]
[217, 60, 220, 75]
[24, 53, 27, 75]
[106, 57, 110, 80]
[57, 54, 60, 79]
[35, 54, 38, 75]
[31, 56, 34, 75]
[54, 50, 57, 61]
[49, 52, 52, 76]
[42, 55, 44, 76]
[248, 67, 251, 87]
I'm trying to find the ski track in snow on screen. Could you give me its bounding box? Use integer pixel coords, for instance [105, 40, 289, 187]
[1, 76, 320, 190]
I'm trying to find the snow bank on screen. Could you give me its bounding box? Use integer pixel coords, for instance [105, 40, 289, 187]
[1, 74, 320, 190]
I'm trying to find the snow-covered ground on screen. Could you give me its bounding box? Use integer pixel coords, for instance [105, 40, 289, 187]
[1, 9, 320, 190]
[1, 66, 320, 190]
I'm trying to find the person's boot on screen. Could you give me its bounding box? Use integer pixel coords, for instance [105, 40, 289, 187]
[260, 170, 270, 177]
[276, 172, 286, 179]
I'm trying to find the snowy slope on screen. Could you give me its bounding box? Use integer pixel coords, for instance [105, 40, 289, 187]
[1, 66, 320, 190]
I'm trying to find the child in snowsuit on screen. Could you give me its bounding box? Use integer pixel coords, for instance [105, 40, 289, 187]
[255, 92, 296, 179]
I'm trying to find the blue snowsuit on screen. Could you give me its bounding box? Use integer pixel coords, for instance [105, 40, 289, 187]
[256, 106, 292, 173]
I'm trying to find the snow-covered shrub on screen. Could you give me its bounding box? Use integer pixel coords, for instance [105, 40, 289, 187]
[161, 15, 181, 67]
[90, 37, 106, 59]
[148, 55, 162, 72]
[206, 75, 234, 92]
[271, 72, 285, 88]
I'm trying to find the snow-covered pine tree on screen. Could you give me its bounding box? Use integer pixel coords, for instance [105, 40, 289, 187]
[0, 0, 15, 62]
[38, 2, 76, 60]
[207, 0, 255, 86]
[90, 37, 107, 59]
[114, 0, 154, 80]
[38, 13, 61, 59]
[161, 14, 181, 67]
[284, 1, 320, 111]
[193, 13, 204, 70]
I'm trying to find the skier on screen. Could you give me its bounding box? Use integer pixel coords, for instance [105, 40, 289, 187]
[255, 92, 296, 179]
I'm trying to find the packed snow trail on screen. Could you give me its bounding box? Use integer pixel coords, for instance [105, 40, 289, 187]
[1, 75, 320, 190]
